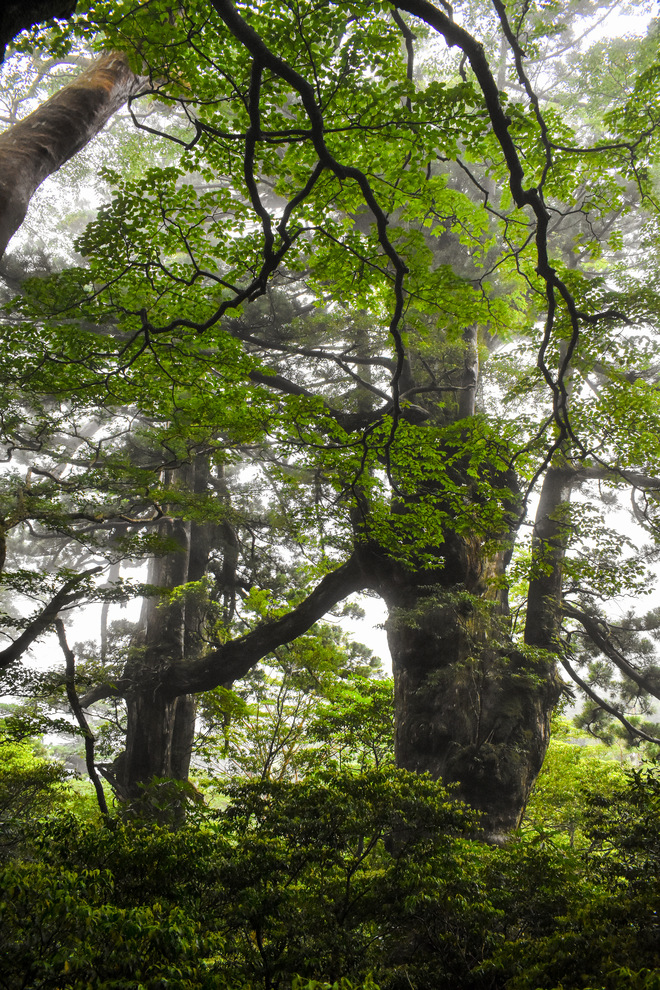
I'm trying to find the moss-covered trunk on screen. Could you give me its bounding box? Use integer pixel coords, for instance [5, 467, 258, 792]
[385, 576, 559, 840]
[365, 482, 560, 841]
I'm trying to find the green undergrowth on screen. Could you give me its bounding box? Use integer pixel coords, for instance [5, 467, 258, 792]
[2, 756, 660, 990]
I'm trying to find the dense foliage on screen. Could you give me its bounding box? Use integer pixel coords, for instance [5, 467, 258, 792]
[2, 724, 660, 989]
[3, 0, 660, 984]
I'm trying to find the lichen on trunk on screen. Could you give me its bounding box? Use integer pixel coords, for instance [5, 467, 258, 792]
[386, 585, 559, 839]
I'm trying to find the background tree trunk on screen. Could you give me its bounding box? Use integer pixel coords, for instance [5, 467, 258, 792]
[525, 464, 574, 651]
[113, 513, 192, 801]
[111, 461, 207, 803]
[0, 51, 144, 257]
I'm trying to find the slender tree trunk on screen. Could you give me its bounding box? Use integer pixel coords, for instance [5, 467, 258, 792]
[525, 464, 574, 651]
[110, 456, 231, 806]
[100, 560, 120, 662]
[0, 50, 144, 256]
[457, 324, 479, 420]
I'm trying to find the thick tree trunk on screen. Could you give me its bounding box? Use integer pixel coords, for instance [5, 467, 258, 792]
[364, 462, 560, 840]
[372, 537, 561, 840]
[376, 464, 574, 839]
[0, 51, 144, 257]
[385, 579, 559, 840]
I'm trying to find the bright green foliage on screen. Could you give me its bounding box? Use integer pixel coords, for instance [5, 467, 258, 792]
[213, 769, 481, 988]
[3, 8, 660, 984]
[522, 716, 630, 847]
[196, 638, 390, 783]
[0, 770, 484, 990]
[490, 766, 660, 989]
[0, 860, 221, 989]
[4, 759, 660, 990]
[0, 730, 69, 857]
[300, 676, 395, 773]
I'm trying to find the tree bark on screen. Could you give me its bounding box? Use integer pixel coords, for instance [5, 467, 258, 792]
[360, 434, 560, 840]
[385, 576, 560, 840]
[110, 457, 215, 803]
[525, 464, 574, 651]
[0, 50, 144, 257]
[364, 516, 559, 840]
[112, 514, 193, 802]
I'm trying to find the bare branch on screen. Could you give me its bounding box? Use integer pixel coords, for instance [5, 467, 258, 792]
[0, 567, 102, 670]
[560, 653, 660, 746]
[56, 618, 110, 817]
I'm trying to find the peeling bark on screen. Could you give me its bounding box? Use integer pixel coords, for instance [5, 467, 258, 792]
[0, 51, 145, 257]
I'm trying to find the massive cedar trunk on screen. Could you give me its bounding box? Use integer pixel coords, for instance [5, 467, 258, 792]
[0, 50, 144, 257]
[359, 354, 562, 839]
[360, 488, 560, 839]
[378, 549, 560, 840]
[369, 459, 568, 839]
